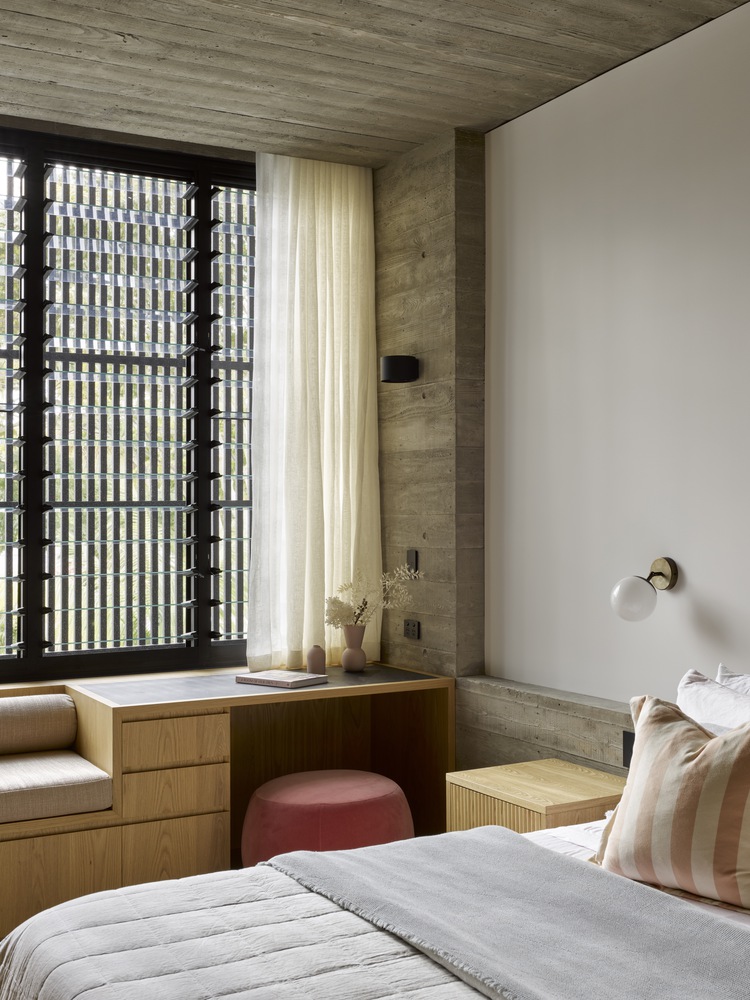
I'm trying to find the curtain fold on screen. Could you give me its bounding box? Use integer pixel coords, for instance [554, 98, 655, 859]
[246, 153, 382, 668]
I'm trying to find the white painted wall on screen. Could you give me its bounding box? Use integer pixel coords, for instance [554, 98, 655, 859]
[485, 4, 750, 703]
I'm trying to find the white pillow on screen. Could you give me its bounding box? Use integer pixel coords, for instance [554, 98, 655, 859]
[716, 662, 750, 696]
[676, 669, 750, 731]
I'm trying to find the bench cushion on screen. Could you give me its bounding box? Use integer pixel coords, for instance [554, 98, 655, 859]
[0, 751, 112, 823]
[0, 694, 77, 754]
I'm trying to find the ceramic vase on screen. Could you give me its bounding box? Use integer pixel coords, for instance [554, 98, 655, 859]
[306, 644, 326, 674]
[341, 624, 367, 672]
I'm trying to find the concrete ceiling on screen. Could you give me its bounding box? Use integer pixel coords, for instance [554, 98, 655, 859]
[0, 1, 746, 166]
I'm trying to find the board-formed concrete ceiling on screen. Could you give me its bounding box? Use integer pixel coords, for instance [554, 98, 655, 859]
[0, 1, 746, 166]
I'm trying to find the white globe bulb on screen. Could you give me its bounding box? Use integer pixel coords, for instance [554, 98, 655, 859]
[610, 576, 657, 621]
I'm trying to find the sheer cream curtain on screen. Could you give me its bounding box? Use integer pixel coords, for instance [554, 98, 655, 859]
[246, 153, 382, 669]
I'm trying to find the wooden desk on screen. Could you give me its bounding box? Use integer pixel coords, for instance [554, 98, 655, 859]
[74, 664, 455, 876]
[0, 666, 454, 935]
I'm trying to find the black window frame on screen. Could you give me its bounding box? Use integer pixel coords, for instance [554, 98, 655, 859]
[0, 127, 255, 683]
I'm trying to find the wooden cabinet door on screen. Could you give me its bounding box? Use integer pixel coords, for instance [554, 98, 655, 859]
[122, 812, 229, 885]
[0, 826, 121, 939]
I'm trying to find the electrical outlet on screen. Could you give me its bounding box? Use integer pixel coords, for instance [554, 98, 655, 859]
[623, 730, 635, 768]
[406, 548, 419, 572]
[403, 618, 421, 640]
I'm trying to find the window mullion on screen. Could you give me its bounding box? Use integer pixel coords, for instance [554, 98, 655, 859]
[20, 147, 47, 664]
[192, 170, 216, 660]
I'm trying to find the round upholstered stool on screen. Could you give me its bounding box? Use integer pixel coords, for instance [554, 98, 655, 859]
[241, 768, 414, 866]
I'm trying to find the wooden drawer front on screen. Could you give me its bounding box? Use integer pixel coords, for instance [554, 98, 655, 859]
[447, 784, 543, 834]
[121, 714, 229, 772]
[122, 812, 229, 885]
[122, 763, 229, 821]
[0, 826, 121, 939]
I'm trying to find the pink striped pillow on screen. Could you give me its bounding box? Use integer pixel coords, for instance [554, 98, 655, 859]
[596, 695, 750, 908]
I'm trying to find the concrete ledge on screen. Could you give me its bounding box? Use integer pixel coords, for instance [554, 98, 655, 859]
[456, 675, 631, 776]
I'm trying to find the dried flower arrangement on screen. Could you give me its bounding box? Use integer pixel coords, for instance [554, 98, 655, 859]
[324, 565, 422, 629]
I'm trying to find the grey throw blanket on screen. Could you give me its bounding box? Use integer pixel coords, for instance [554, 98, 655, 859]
[268, 825, 750, 1000]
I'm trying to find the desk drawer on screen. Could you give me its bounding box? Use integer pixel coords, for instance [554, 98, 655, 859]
[121, 714, 229, 772]
[122, 763, 229, 820]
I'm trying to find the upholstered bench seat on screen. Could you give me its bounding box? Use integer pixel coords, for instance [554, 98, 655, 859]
[0, 693, 112, 825]
[0, 751, 112, 824]
[242, 768, 414, 866]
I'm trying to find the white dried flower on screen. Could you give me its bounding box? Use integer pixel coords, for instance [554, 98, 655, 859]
[324, 565, 422, 628]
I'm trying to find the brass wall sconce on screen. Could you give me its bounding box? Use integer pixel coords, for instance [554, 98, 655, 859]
[610, 557, 678, 621]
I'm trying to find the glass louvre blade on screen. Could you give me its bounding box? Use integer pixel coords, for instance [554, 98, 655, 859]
[217, 252, 255, 269]
[47, 335, 193, 358]
[46, 203, 193, 230]
[47, 369, 195, 389]
[219, 377, 252, 390]
[44, 438, 193, 451]
[216, 345, 254, 362]
[47, 472, 196, 483]
[46, 268, 197, 294]
[0, 264, 24, 279]
[50, 569, 196, 579]
[45, 233, 196, 262]
[59, 600, 196, 612]
[53, 633, 196, 651]
[46, 403, 197, 418]
[46, 302, 197, 324]
[0, 155, 23, 657]
[212, 220, 256, 236]
[47, 503, 196, 512]
[215, 410, 251, 421]
[43, 165, 197, 653]
[211, 185, 254, 644]
[52, 537, 193, 546]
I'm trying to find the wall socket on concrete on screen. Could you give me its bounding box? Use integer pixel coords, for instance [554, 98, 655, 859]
[622, 730, 635, 768]
[403, 618, 421, 640]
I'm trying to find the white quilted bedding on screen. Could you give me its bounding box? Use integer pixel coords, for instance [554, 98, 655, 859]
[0, 864, 478, 1000]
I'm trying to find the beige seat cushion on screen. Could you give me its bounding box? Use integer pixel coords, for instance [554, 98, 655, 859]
[0, 751, 112, 823]
[0, 694, 77, 754]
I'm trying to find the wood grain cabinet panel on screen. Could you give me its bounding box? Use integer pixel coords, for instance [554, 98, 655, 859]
[122, 812, 229, 885]
[446, 759, 625, 833]
[0, 826, 121, 939]
[121, 714, 229, 772]
[122, 763, 229, 821]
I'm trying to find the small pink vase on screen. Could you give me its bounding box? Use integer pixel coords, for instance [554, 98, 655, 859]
[306, 644, 326, 674]
[341, 624, 367, 672]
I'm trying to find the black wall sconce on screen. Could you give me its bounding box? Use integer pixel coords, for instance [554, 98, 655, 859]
[380, 355, 419, 383]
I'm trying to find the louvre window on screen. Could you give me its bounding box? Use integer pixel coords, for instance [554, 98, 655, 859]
[0, 156, 24, 657]
[0, 131, 254, 681]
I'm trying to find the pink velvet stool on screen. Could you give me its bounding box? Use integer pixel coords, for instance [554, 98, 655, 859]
[241, 768, 414, 866]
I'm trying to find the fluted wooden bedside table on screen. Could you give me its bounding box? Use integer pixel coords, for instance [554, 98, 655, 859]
[446, 758, 626, 834]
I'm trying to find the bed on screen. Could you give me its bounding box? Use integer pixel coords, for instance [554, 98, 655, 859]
[2, 684, 750, 1000]
[0, 818, 748, 1000]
